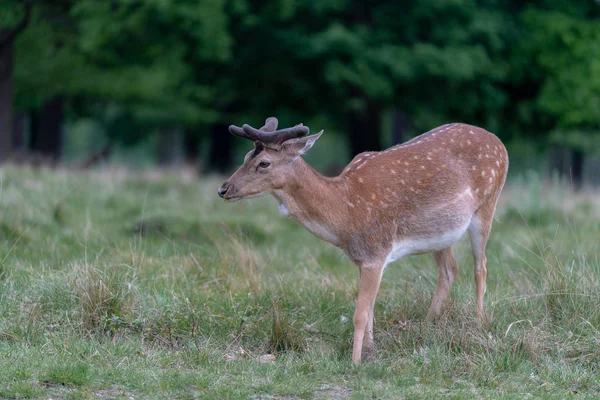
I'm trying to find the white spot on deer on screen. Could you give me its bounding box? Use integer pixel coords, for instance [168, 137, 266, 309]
[404, 161, 410, 166]
[356, 164, 363, 170]
[354, 158, 362, 164]
[417, 140, 422, 144]
[390, 169, 396, 174]
[347, 202, 355, 208]
[427, 156, 432, 160]
[486, 144, 490, 149]
[371, 193, 376, 200]
[472, 165, 476, 171]
[488, 177, 493, 183]
[410, 187, 415, 192]
[467, 140, 472, 145]
[475, 188, 480, 194]
[495, 160, 500, 167]
[491, 169, 496, 177]
[358, 177, 364, 183]
[279, 202, 289, 216]
[481, 170, 486, 177]
[485, 154, 490, 159]
[477, 154, 482, 160]
[469, 130, 475, 135]
[400, 179, 406, 184]
[413, 155, 418, 160]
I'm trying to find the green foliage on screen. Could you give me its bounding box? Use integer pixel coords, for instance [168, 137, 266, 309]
[7, 0, 600, 155]
[549, 129, 600, 154]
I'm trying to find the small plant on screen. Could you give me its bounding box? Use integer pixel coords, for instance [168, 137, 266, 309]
[74, 263, 139, 335]
[41, 362, 90, 387]
[268, 299, 306, 354]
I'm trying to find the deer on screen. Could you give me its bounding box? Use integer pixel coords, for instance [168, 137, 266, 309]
[218, 117, 508, 363]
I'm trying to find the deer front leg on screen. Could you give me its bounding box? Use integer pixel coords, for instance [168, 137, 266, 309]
[352, 263, 384, 364]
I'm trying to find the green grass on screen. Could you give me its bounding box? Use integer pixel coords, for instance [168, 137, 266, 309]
[0, 165, 598, 399]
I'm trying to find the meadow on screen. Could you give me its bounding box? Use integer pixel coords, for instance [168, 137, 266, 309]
[0, 166, 598, 399]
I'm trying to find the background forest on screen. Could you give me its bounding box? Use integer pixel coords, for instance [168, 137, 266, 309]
[1, 0, 599, 185]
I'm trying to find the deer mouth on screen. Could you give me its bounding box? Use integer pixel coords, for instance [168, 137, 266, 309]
[224, 191, 269, 202]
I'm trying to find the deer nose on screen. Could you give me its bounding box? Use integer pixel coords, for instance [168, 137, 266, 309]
[217, 183, 230, 198]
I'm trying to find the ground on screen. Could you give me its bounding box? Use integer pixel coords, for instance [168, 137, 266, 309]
[0, 166, 598, 399]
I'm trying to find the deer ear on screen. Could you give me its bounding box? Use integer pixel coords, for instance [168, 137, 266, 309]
[282, 131, 323, 155]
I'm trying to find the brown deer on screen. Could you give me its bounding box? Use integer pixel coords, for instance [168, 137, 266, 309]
[218, 117, 508, 363]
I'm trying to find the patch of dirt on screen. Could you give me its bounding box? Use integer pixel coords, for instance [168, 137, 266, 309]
[313, 383, 353, 399]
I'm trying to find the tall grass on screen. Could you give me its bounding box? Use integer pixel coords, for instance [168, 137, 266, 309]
[0, 166, 598, 398]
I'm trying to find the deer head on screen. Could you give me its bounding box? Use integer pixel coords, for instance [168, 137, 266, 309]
[218, 117, 322, 201]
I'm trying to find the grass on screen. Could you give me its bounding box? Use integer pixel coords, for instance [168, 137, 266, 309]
[0, 165, 598, 399]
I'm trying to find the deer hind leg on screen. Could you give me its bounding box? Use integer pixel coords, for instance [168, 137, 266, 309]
[427, 247, 459, 318]
[468, 204, 495, 319]
[352, 262, 384, 364]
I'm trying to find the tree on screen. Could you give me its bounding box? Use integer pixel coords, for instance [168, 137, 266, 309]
[517, 1, 600, 187]
[13, 0, 232, 164]
[0, 0, 31, 162]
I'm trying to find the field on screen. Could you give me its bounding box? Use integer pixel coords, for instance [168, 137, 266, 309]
[0, 166, 598, 399]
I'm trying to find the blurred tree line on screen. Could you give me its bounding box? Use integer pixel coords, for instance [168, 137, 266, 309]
[0, 0, 599, 185]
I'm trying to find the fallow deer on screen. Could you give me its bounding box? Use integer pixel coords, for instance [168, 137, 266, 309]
[218, 117, 508, 363]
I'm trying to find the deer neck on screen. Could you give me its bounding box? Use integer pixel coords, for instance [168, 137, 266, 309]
[272, 158, 347, 245]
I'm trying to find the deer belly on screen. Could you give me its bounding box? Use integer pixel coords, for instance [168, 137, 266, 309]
[385, 217, 472, 265]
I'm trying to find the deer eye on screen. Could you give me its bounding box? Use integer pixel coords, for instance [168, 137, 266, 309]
[259, 161, 270, 168]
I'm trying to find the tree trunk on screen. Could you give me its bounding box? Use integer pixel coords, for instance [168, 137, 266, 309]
[183, 129, 200, 164]
[570, 149, 584, 190]
[0, 3, 30, 162]
[30, 96, 65, 160]
[348, 100, 382, 156]
[12, 111, 25, 150]
[550, 146, 585, 190]
[157, 127, 183, 166]
[392, 108, 409, 146]
[208, 122, 233, 173]
[0, 41, 13, 162]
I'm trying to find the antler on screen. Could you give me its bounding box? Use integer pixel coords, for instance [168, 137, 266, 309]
[229, 117, 309, 147]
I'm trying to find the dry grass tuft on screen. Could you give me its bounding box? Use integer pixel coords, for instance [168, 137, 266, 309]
[74, 263, 139, 335]
[268, 299, 306, 354]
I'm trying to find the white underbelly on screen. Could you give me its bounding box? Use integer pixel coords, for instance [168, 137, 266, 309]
[385, 217, 472, 266]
